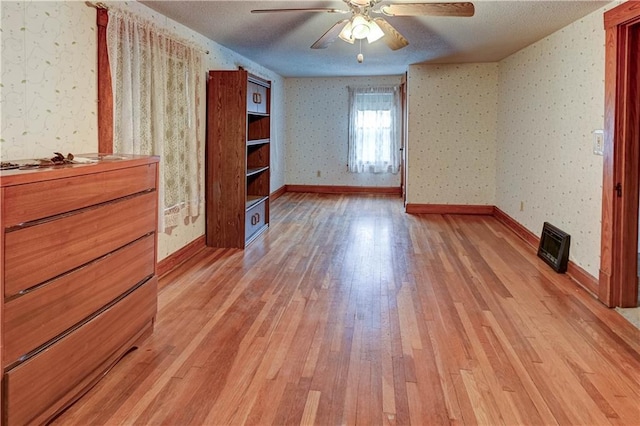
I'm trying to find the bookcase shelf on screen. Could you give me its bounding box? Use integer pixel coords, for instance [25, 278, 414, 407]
[205, 69, 271, 249]
[247, 166, 269, 177]
[246, 195, 268, 210]
[247, 138, 270, 147]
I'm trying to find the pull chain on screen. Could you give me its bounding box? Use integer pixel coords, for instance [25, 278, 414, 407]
[357, 39, 364, 63]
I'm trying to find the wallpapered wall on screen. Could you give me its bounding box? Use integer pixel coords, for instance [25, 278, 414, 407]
[406, 63, 498, 206]
[0, 1, 286, 261]
[1, 2, 97, 159]
[496, 5, 609, 278]
[0, 1, 615, 276]
[285, 76, 402, 187]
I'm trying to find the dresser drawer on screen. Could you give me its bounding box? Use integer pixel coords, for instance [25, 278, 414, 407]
[245, 198, 267, 242]
[2, 163, 157, 227]
[3, 277, 157, 426]
[4, 191, 157, 297]
[3, 235, 155, 365]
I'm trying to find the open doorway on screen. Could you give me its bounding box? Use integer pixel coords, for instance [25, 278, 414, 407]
[600, 4, 640, 308]
[401, 75, 407, 205]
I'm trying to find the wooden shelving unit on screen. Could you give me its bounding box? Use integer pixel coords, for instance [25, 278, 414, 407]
[206, 69, 271, 248]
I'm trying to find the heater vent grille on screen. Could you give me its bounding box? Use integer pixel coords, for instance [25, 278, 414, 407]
[537, 222, 570, 273]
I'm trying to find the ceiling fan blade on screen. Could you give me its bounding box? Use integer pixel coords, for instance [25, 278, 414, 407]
[373, 18, 409, 50]
[311, 19, 350, 49]
[251, 8, 348, 14]
[380, 2, 474, 17]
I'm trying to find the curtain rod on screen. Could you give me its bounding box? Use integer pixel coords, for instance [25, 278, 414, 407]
[86, 1, 108, 9]
[348, 85, 400, 91]
[85, 1, 210, 55]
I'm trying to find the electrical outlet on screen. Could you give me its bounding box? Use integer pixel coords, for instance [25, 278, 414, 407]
[316, 170, 321, 177]
[593, 130, 604, 156]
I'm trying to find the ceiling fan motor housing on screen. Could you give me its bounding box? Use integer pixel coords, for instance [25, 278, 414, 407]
[349, 0, 378, 6]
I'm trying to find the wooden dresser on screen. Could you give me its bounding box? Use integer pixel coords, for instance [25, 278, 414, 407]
[0, 154, 159, 425]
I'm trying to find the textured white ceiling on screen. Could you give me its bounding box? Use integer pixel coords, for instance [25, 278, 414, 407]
[140, 0, 609, 77]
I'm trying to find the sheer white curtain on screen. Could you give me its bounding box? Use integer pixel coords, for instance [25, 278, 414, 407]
[107, 8, 205, 231]
[348, 86, 401, 174]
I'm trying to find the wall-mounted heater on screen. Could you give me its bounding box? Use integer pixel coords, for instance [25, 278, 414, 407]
[537, 222, 570, 273]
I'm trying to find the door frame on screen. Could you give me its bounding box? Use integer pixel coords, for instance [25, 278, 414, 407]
[600, 2, 640, 308]
[400, 74, 407, 204]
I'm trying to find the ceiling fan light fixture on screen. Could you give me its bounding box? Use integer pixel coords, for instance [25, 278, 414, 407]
[338, 20, 355, 43]
[350, 14, 370, 39]
[366, 19, 385, 43]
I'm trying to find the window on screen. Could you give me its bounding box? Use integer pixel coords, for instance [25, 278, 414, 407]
[348, 86, 401, 174]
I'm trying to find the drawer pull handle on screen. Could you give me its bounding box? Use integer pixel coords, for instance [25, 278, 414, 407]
[251, 213, 260, 226]
[252, 93, 262, 104]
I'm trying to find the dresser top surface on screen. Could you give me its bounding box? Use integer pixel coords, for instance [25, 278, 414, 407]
[0, 154, 159, 187]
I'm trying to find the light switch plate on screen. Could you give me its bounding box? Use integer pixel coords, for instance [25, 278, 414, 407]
[593, 130, 604, 156]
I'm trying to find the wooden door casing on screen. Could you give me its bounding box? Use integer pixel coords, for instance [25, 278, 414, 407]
[600, 1, 640, 307]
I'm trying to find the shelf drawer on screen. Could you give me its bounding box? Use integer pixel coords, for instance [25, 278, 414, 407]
[2, 163, 157, 227]
[4, 191, 157, 297]
[247, 81, 268, 114]
[3, 235, 155, 365]
[3, 277, 157, 426]
[245, 198, 267, 242]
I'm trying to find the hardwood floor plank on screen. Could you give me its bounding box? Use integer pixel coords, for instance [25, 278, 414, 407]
[459, 369, 503, 425]
[391, 355, 411, 425]
[300, 389, 321, 425]
[454, 301, 520, 425]
[424, 319, 467, 424]
[51, 193, 640, 425]
[450, 372, 479, 426]
[411, 347, 452, 424]
[380, 281, 398, 418]
[242, 375, 289, 425]
[482, 311, 561, 425]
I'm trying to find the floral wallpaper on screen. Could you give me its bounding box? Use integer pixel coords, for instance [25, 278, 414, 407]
[495, 5, 610, 277]
[1, 1, 97, 160]
[285, 75, 402, 187]
[406, 63, 499, 206]
[1, 1, 286, 261]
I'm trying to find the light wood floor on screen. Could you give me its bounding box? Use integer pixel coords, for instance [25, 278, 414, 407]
[54, 193, 640, 425]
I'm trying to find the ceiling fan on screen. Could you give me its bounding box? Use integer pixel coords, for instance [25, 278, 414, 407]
[251, 0, 474, 55]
